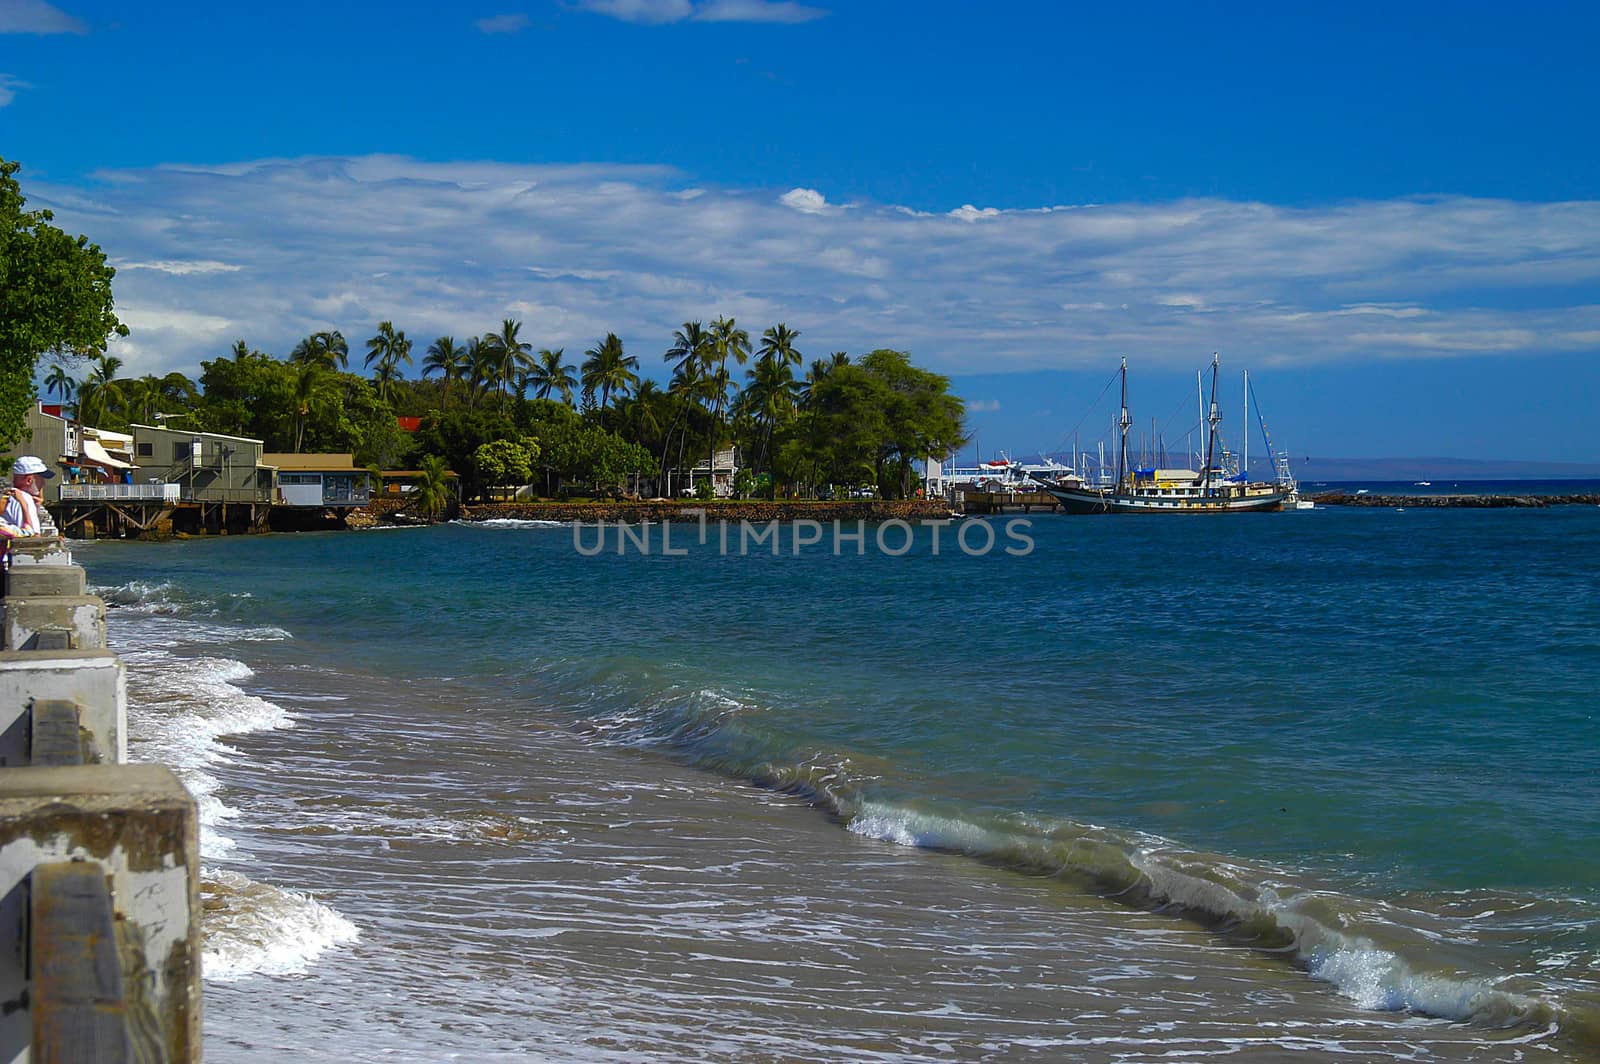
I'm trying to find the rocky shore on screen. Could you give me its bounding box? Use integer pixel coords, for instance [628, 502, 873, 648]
[351, 497, 958, 527]
[461, 499, 958, 523]
[1312, 492, 1600, 508]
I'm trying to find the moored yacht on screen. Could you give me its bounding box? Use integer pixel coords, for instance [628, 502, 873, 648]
[1032, 355, 1293, 514]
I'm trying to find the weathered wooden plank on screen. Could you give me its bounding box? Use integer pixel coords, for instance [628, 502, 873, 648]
[29, 862, 136, 1064]
[29, 699, 85, 766]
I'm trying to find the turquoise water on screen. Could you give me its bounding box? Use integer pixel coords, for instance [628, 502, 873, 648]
[86, 506, 1600, 1049]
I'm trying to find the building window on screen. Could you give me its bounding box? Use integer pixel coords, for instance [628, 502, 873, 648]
[137, 443, 154, 457]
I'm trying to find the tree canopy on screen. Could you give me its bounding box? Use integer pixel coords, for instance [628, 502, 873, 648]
[0, 158, 128, 447]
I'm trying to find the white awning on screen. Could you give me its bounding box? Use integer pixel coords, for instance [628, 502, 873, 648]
[82, 438, 135, 470]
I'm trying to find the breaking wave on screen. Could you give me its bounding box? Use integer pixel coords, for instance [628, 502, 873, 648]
[109, 596, 361, 982]
[578, 681, 1599, 1048]
[456, 518, 568, 530]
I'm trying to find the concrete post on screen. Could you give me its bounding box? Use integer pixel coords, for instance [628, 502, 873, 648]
[0, 765, 200, 1064]
[0, 650, 127, 766]
[1, 596, 107, 652]
[4, 565, 87, 598]
[5, 537, 73, 569]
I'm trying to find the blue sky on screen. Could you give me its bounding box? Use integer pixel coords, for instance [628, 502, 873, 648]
[4, 0, 1599, 463]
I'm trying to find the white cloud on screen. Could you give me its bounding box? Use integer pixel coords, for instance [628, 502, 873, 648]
[0, 74, 24, 107]
[779, 187, 828, 213]
[691, 0, 826, 22]
[117, 259, 242, 276]
[949, 204, 1000, 222]
[27, 155, 1600, 384]
[0, 0, 85, 34]
[473, 13, 530, 34]
[579, 0, 693, 23]
[578, 0, 825, 24]
[968, 399, 1002, 413]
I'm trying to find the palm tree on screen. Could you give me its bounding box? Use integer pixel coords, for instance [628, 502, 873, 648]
[581, 333, 638, 421]
[76, 354, 123, 426]
[364, 321, 412, 401]
[371, 359, 404, 406]
[664, 321, 710, 381]
[423, 336, 466, 410]
[527, 348, 576, 403]
[364, 322, 393, 371]
[465, 336, 495, 407]
[414, 453, 452, 518]
[619, 379, 666, 453]
[708, 315, 750, 478]
[483, 318, 532, 409]
[291, 362, 334, 451]
[758, 323, 802, 370]
[119, 377, 159, 426]
[44, 362, 75, 405]
[231, 339, 251, 361]
[661, 356, 716, 492]
[291, 330, 348, 370]
[745, 353, 800, 481]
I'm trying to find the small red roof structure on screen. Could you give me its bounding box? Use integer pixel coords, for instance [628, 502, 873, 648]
[396, 416, 422, 432]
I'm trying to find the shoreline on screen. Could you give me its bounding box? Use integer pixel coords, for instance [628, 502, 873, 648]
[355, 497, 958, 528]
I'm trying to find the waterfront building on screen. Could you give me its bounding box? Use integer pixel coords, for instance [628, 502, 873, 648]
[261, 454, 373, 509]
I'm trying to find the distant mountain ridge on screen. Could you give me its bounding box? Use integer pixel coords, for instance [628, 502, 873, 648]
[1288, 456, 1600, 481]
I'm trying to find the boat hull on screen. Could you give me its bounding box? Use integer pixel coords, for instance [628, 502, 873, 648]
[1037, 485, 1289, 514]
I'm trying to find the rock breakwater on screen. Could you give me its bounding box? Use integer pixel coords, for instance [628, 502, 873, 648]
[1312, 492, 1600, 508]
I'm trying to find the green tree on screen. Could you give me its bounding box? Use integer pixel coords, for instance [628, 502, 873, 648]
[581, 332, 638, 422]
[291, 330, 349, 370]
[422, 336, 466, 411]
[743, 353, 800, 487]
[43, 361, 75, 405]
[364, 321, 412, 404]
[472, 438, 538, 497]
[465, 336, 495, 408]
[527, 347, 576, 404]
[0, 158, 128, 446]
[708, 315, 750, 474]
[414, 453, 452, 518]
[291, 362, 335, 451]
[758, 323, 802, 371]
[484, 318, 532, 409]
[410, 407, 519, 501]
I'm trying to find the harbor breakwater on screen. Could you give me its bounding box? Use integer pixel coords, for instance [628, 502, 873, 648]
[1312, 492, 1600, 508]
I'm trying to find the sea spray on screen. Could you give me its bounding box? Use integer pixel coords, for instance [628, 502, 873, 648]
[105, 582, 362, 980]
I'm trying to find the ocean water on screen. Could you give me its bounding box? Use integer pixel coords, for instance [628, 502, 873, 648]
[78, 504, 1600, 1060]
[1308, 478, 1600, 496]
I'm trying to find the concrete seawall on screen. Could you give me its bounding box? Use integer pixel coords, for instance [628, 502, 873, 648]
[1, 535, 202, 1062]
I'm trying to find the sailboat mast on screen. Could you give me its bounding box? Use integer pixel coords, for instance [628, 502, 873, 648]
[1116, 357, 1130, 492]
[1202, 353, 1221, 496]
[1242, 368, 1249, 479]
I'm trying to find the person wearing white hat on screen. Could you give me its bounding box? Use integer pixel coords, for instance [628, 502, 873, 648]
[2, 456, 57, 586]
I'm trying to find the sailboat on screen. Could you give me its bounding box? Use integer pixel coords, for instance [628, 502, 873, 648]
[1031, 355, 1294, 514]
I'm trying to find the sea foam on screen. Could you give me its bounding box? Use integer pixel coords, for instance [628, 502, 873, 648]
[109, 594, 362, 982]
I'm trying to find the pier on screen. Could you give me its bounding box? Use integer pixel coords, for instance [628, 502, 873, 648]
[953, 490, 1061, 515]
[1, 535, 202, 1062]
